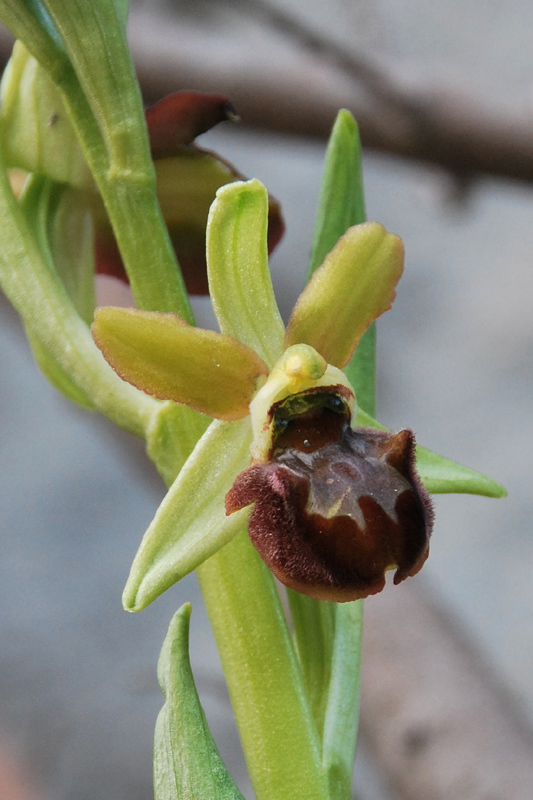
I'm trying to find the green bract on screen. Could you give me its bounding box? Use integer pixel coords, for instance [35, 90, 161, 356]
[91, 178, 505, 613]
[155, 604, 246, 800]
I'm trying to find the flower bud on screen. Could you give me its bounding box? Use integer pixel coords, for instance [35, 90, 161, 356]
[0, 42, 91, 188]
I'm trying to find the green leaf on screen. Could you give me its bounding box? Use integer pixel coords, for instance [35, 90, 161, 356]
[287, 590, 335, 734]
[155, 603, 245, 800]
[207, 179, 285, 368]
[306, 108, 375, 414]
[286, 222, 404, 369]
[355, 409, 507, 498]
[322, 602, 363, 800]
[307, 110, 365, 281]
[123, 418, 253, 612]
[93, 307, 268, 420]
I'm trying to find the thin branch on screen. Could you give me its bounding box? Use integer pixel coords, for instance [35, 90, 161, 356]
[127, 6, 533, 185]
[361, 580, 533, 800]
[2, 14, 533, 185]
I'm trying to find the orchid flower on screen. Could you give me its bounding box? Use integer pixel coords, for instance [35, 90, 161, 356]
[92, 178, 501, 612]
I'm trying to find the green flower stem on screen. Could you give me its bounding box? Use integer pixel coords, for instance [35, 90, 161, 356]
[39, 0, 193, 320]
[40, 0, 146, 174]
[196, 531, 330, 800]
[0, 1, 67, 81]
[100, 181, 193, 318]
[1, 0, 193, 321]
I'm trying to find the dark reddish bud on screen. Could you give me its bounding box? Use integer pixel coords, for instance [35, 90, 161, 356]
[145, 91, 239, 158]
[226, 398, 433, 602]
[95, 91, 284, 295]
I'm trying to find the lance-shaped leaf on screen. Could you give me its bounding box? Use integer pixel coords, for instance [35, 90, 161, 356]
[285, 222, 404, 369]
[155, 604, 245, 800]
[123, 418, 252, 612]
[308, 110, 366, 281]
[355, 409, 507, 498]
[92, 307, 268, 420]
[207, 179, 285, 368]
[322, 601, 363, 800]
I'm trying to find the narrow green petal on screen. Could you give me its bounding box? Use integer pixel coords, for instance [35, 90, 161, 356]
[207, 179, 285, 367]
[356, 409, 507, 498]
[92, 307, 268, 420]
[123, 418, 253, 612]
[285, 222, 404, 368]
[155, 604, 245, 800]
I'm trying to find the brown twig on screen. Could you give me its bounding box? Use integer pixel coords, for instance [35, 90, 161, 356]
[361, 580, 533, 800]
[127, 6, 533, 185]
[1, 13, 533, 185]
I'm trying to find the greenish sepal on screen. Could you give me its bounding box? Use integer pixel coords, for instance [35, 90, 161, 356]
[308, 109, 366, 281]
[322, 601, 363, 800]
[286, 222, 404, 369]
[415, 444, 507, 497]
[26, 327, 95, 411]
[207, 179, 285, 368]
[146, 401, 211, 487]
[155, 603, 245, 800]
[355, 409, 507, 498]
[123, 418, 253, 612]
[0, 43, 92, 188]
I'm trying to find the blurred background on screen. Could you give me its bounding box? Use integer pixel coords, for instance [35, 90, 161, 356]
[0, 1, 532, 798]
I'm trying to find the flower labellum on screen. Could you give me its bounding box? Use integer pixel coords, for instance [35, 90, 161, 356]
[226, 349, 433, 602]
